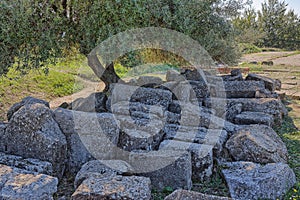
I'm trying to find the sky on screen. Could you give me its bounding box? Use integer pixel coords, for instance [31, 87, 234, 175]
[251, 0, 300, 15]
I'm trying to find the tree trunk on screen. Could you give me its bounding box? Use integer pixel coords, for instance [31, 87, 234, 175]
[87, 54, 124, 92]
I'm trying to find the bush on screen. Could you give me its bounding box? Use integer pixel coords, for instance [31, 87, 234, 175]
[239, 43, 262, 54]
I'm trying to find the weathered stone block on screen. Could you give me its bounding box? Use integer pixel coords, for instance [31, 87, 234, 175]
[159, 140, 213, 181]
[2, 103, 67, 178]
[166, 70, 185, 82]
[222, 162, 296, 200]
[74, 160, 134, 188]
[226, 125, 288, 164]
[234, 111, 274, 126]
[72, 175, 151, 200]
[0, 152, 53, 175]
[204, 98, 288, 124]
[246, 73, 277, 92]
[110, 84, 172, 109]
[129, 150, 192, 191]
[69, 92, 107, 113]
[54, 108, 120, 174]
[163, 125, 228, 156]
[137, 76, 163, 86]
[220, 81, 266, 98]
[165, 189, 232, 200]
[118, 128, 164, 151]
[0, 164, 58, 200]
[7, 96, 49, 121]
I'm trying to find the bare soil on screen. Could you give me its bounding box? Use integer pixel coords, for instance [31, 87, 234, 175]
[241, 51, 300, 128]
[49, 76, 104, 109]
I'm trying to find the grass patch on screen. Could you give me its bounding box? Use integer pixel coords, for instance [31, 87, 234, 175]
[239, 43, 262, 54]
[274, 110, 300, 200]
[0, 54, 95, 121]
[238, 63, 263, 72]
[126, 63, 179, 77]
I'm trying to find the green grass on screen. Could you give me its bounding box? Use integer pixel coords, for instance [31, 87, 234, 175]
[274, 108, 300, 200]
[126, 63, 179, 77]
[0, 54, 95, 121]
[238, 63, 263, 72]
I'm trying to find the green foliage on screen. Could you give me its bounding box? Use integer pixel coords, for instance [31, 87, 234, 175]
[239, 43, 262, 54]
[234, 0, 300, 50]
[114, 63, 129, 78]
[274, 116, 300, 200]
[0, 0, 67, 75]
[258, 0, 300, 50]
[0, 0, 247, 76]
[126, 64, 178, 77]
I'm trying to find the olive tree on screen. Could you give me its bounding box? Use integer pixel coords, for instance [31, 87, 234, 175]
[1, 0, 248, 90]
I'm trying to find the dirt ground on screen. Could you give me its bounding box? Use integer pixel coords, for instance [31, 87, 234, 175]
[49, 76, 104, 109]
[241, 51, 300, 128]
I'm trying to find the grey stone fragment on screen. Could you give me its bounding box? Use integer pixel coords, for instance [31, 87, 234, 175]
[226, 125, 288, 164]
[115, 114, 164, 134]
[0, 152, 53, 175]
[225, 103, 243, 122]
[7, 96, 49, 121]
[2, 103, 67, 178]
[221, 162, 296, 200]
[166, 70, 185, 82]
[204, 98, 288, 124]
[164, 189, 232, 200]
[168, 100, 181, 114]
[189, 80, 210, 100]
[130, 87, 173, 109]
[71, 175, 151, 200]
[137, 76, 163, 86]
[118, 128, 164, 151]
[246, 73, 277, 92]
[129, 150, 192, 191]
[214, 81, 265, 98]
[163, 81, 192, 102]
[221, 69, 243, 81]
[54, 108, 120, 174]
[159, 140, 213, 181]
[0, 164, 58, 200]
[111, 101, 164, 118]
[234, 111, 274, 126]
[180, 68, 206, 82]
[0, 122, 6, 138]
[163, 125, 228, 156]
[178, 103, 237, 133]
[69, 92, 107, 113]
[74, 160, 134, 188]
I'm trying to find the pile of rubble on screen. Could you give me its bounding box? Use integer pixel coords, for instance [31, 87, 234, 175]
[0, 68, 296, 200]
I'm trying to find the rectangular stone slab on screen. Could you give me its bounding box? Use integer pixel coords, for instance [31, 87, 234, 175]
[159, 140, 213, 181]
[212, 81, 265, 98]
[128, 150, 192, 191]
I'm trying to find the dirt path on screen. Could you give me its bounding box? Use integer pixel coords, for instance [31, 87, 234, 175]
[241, 51, 295, 63]
[241, 51, 300, 129]
[49, 76, 105, 109]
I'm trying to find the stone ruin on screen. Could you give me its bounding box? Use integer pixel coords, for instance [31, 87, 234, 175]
[0, 68, 297, 200]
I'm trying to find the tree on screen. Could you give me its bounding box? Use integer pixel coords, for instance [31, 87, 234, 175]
[233, 8, 265, 44]
[0, 0, 248, 90]
[257, 0, 300, 49]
